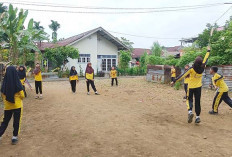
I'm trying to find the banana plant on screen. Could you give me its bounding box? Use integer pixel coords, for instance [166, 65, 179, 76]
[0, 4, 29, 64]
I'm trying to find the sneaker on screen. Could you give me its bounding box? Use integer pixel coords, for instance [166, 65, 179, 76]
[87, 92, 90, 95]
[195, 117, 201, 124]
[39, 95, 43, 99]
[188, 112, 194, 123]
[209, 110, 218, 115]
[95, 92, 100, 95]
[11, 137, 18, 145]
[35, 96, 39, 99]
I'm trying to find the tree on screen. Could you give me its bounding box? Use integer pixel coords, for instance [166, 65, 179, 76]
[151, 42, 162, 57]
[139, 51, 148, 68]
[49, 20, 60, 42]
[119, 50, 131, 70]
[120, 37, 134, 52]
[44, 46, 79, 68]
[0, 3, 7, 13]
[0, 4, 30, 64]
[33, 21, 44, 30]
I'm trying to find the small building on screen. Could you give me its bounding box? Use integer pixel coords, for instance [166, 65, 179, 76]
[37, 27, 128, 74]
[162, 46, 183, 58]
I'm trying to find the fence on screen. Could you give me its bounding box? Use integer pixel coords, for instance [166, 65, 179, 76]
[146, 65, 181, 84]
[147, 65, 232, 90]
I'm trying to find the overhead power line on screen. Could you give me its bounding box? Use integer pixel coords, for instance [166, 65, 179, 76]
[1, 1, 224, 10]
[214, 6, 232, 23]
[11, 5, 225, 14]
[108, 31, 181, 40]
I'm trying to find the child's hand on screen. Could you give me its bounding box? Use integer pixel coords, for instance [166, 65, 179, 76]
[170, 82, 174, 86]
[214, 85, 217, 89]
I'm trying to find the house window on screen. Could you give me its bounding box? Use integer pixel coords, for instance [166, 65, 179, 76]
[78, 54, 90, 63]
[98, 55, 117, 71]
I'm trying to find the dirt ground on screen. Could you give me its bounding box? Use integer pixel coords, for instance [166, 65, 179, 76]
[0, 77, 232, 157]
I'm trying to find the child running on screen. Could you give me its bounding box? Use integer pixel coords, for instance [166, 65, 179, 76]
[183, 65, 190, 99]
[0, 66, 25, 145]
[171, 46, 211, 124]
[69, 66, 79, 94]
[208, 66, 232, 114]
[110, 66, 118, 86]
[17, 65, 27, 97]
[171, 65, 176, 86]
[33, 63, 42, 99]
[85, 63, 99, 95]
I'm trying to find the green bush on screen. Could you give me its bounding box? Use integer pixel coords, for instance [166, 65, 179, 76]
[174, 82, 181, 90]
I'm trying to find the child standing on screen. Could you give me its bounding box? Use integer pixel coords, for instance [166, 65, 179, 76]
[18, 66, 27, 97]
[172, 47, 211, 124]
[209, 66, 232, 114]
[183, 65, 190, 99]
[110, 66, 118, 86]
[0, 66, 25, 145]
[33, 63, 42, 99]
[85, 63, 99, 95]
[69, 66, 78, 93]
[171, 65, 176, 87]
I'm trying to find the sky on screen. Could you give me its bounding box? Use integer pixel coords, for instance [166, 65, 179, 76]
[2, 0, 232, 49]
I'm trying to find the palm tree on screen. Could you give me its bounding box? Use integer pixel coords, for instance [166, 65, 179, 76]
[33, 21, 44, 30]
[48, 20, 60, 42]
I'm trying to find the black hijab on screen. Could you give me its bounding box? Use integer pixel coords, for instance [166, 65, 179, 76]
[17, 66, 26, 79]
[70, 66, 77, 76]
[193, 56, 205, 74]
[1, 66, 24, 103]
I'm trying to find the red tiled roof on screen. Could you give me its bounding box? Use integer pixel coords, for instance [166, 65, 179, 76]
[132, 48, 151, 59]
[165, 46, 182, 52]
[36, 27, 128, 51]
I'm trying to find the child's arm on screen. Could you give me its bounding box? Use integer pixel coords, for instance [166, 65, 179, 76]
[19, 90, 25, 99]
[214, 74, 224, 83]
[173, 68, 191, 83]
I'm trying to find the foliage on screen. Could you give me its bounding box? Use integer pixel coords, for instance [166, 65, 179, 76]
[58, 69, 69, 78]
[79, 65, 84, 77]
[0, 3, 7, 13]
[0, 48, 9, 61]
[174, 82, 181, 90]
[49, 20, 60, 42]
[147, 55, 164, 65]
[151, 42, 162, 56]
[44, 46, 79, 69]
[117, 66, 146, 76]
[139, 52, 149, 68]
[119, 50, 131, 70]
[120, 37, 134, 52]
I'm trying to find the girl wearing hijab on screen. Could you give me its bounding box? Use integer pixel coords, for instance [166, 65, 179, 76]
[0, 66, 25, 145]
[33, 63, 42, 99]
[18, 66, 27, 97]
[85, 63, 99, 95]
[172, 46, 210, 124]
[69, 66, 79, 93]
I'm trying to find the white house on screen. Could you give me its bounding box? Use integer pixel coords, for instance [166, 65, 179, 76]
[38, 27, 128, 74]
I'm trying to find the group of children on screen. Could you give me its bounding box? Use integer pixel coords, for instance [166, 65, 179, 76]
[69, 62, 118, 95]
[171, 46, 232, 124]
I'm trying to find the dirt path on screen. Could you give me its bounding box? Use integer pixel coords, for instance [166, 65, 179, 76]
[0, 77, 232, 157]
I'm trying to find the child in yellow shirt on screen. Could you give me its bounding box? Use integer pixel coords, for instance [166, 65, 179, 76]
[69, 66, 79, 93]
[17, 66, 27, 97]
[33, 63, 42, 99]
[110, 66, 118, 86]
[209, 66, 232, 114]
[0, 66, 25, 145]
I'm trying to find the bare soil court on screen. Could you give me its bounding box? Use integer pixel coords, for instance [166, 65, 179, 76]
[1, 77, 232, 157]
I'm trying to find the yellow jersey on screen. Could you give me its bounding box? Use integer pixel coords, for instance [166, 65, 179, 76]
[175, 51, 210, 89]
[69, 75, 78, 81]
[2, 90, 24, 110]
[35, 71, 42, 81]
[184, 76, 190, 84]
[110, 70, 117, 78]
[171, 68, 176, 78]
[20, 78, 26, 86]
[212, 73, 229, 92]
[86, 73, 94, 80]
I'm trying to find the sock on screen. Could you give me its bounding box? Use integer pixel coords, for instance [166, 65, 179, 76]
[12, 136, 18, 140]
